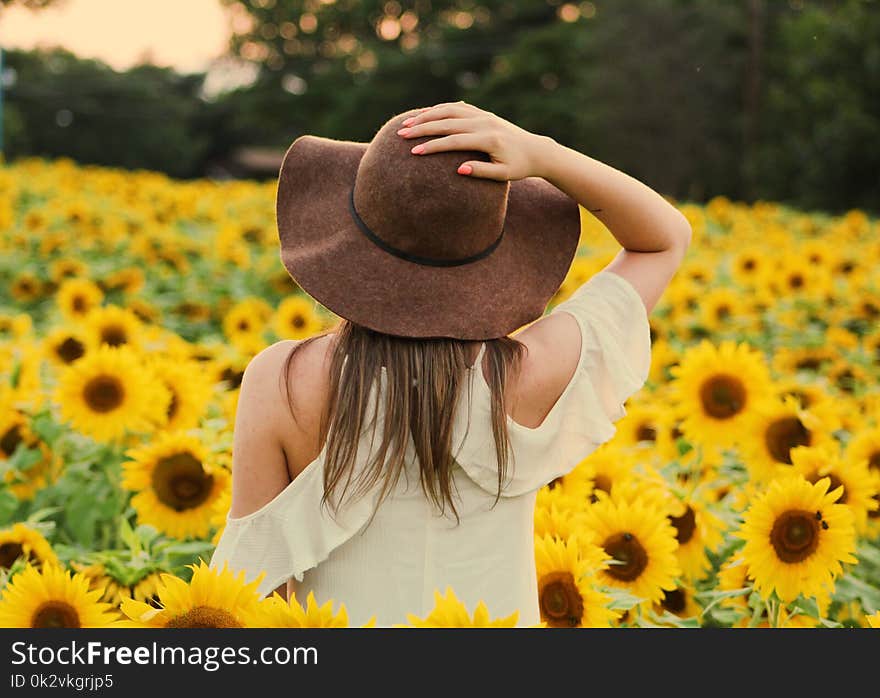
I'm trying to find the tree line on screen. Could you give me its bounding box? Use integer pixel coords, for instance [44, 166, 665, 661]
[3, 0, 878, 213]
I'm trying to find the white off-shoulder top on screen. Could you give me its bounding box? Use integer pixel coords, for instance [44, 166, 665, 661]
[209, 269, 652, 627]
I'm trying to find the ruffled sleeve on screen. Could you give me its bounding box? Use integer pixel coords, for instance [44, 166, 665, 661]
[209, 371, 385, 600]
[452, 269, 652, 497]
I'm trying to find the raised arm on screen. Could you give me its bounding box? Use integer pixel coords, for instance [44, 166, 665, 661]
[398, 101, 690, 427]
[534, 140, 691, 314]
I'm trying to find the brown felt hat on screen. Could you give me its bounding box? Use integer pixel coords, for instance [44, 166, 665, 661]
[276, 107, 581, 340]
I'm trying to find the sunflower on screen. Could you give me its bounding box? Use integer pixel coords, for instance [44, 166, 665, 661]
[564, 445, 637, 506]
[122, 430, 230, 540]
[0, 313, 33, 341]
[222, 297, 273, 346]
[69, 561, 163, 608]
[741, 395, 837, 483]
[666, 496, 726, 582]
[402, 587, 519, 628]
[615, 402, 664, 447]
[273, 296, 324, 340]
[100, 266, 145, 295]
[42, 326, 88, 367]
[826, 359, 869, 397]
[772, 344, 837, 376]
[730, 244, 768, 287]
[10, 271, 43, 302]
[789, 444, 878, 532]
[0, 563, 122, 628]
[737, 475, 857, 603]
[669, 339, 776, 448]
[0, 523, 59, 570]
[653, 584, 702, 622]
[846, 426, 880, 523]
[253, 591, 357, 628]
[52, 345, 158, 443]
[0, 409, 61, 499]
[868, 612, 880, 629]
[534, 498, 589, 547]
[49, 257, 89, 284]
[699, 286, 746, 333]
[119, 560, 264, 628]
[55, 277, 104, 321]
[534, 534, 616, 628]
[582, 494, 680, 605]
[717, 554, 752, 612]
[141, 354, 215, 432]
[82, 304, 144, 351]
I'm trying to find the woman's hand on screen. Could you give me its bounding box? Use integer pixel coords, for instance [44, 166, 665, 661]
[396, 101, 555, 181]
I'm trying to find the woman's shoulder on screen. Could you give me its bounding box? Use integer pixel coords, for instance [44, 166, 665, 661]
[245, 336, 336, 477]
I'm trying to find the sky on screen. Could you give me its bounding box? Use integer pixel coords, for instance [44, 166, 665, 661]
[0, 0, 235, 72]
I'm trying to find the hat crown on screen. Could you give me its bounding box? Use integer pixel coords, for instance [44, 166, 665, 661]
[352, 110, 510, 262]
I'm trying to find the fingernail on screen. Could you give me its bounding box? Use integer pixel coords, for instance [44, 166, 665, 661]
[402, 117, 415, 126]
[397, 128, 410, 136]
[411, 144, 425, 154]
[458, 164, 472, 175]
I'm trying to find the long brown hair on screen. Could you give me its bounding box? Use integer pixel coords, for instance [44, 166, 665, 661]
[280, 320, 528, 524]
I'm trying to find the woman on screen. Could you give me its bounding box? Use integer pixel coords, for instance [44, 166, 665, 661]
[209, 101, 692, 627]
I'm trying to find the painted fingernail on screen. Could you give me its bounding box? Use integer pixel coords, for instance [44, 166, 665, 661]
[411, 144, 425, 154]
[397, 128, 410, 136]
[458, 164, 473, 175]
[402, 117, 415, 126]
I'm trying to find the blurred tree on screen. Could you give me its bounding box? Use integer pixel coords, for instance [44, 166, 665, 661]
[5, 49, 212, 177]
[751, 0, 880, 212]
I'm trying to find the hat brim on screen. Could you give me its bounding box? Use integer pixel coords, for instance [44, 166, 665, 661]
[276, 135, 582, 340]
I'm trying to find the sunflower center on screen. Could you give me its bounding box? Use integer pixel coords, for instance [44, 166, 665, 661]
[220, 368, 244, 390]
[100, 324, 128, 347]
[237, 320, 250, 331]
[716, 305, 731, 320]
[789, 274, 804, 289]
[770, 509, 820, 563]
[166, 391, 179, 421]
[0, 425, 23, 457]
[669, 506, 697, 545]
[636, 424, 657, 442]
[603, 532, 649, 582]
[57, 337, 86, 364]
[151, 452, 214, 511]
[869, 452, 880, 472]
[0, 542, 28, 568]
[743, 259, 756, 271]
[72, 295, 87, 313]
[164, 606, 242, 628]
[764, 417, 811, 465]
[699, 375, 746, 419]
[538, 571, 584, 628]
[661, 588, 687, 614]
[835, 370, 855, 394]
[589, 474, 612, 503]
[32, 601, 81, 628]
[292, 314, 306, 329]
[796, 358, 822, 371]
[83, 375, 125, 413]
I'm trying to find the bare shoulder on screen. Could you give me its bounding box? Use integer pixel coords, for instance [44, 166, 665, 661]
[243, 336, 335, 476]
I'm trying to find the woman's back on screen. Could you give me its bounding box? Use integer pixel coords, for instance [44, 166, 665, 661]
[210, 269, 653, 626]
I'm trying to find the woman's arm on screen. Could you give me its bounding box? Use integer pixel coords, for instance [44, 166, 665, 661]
[533, 141, 691, 314]
[399, 101, 690, 425]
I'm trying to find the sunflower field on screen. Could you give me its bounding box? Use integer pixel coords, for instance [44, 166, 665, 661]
[1, 156, 879, 629]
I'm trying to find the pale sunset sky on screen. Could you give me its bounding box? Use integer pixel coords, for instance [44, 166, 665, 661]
[0, 0, 239, 72]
